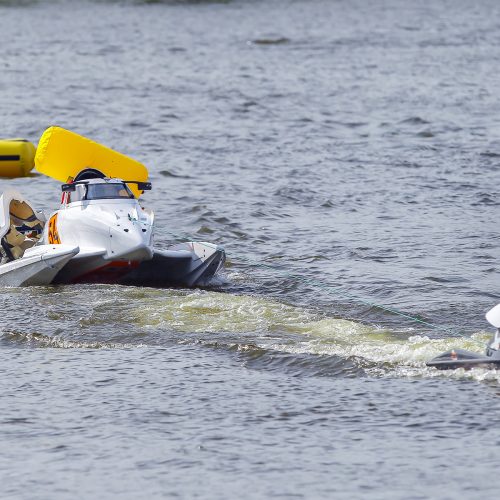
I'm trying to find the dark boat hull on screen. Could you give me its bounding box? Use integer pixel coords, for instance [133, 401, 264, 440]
[119, 242, 225, 287]
[426, 348, 500, 370]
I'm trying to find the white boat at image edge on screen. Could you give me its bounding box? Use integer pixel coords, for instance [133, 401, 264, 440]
[0, 126, 225, 287]
[0, 189, 79, 285]
[426, 303, 500, 370]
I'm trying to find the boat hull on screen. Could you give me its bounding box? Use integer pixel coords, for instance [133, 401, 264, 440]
[50, 242, 225, 287]
[51, 246, 152, 284]
[120, 242, 226, 287]
[426, 348, 500, 370]
[0, 245, 79, 286]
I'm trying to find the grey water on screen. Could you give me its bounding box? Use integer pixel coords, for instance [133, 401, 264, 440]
[1, 0, 499, 498]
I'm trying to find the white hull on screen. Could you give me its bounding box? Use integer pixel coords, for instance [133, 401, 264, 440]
[0, 245, 79, 286]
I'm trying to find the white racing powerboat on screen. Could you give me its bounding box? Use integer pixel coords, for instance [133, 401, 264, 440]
[0, 127, 225, 287]
[0, 189, 79, 286]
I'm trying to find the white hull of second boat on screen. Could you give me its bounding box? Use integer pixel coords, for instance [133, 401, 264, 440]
[0, 245, 79, 286]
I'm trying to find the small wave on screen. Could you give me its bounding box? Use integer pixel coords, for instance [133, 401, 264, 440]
[159, 169, 191, 179]
[0, 0, 37, 6]
[399, 117, 430, 126]
[126, 120, 148, 128]
[249, 37, 290, 46]
[238, 348, 363, 378]
[1, 330, 147, 349]
[423, 275, 468, 284]
[480, 151, 500, 158]
[416, 130, 435, 138]
[320, 199, 337, 208]
[274, 186, 316, 204]
[324, 119, 368, 128]
[472, 193, 500, 206]
[127, 0, 231, 4]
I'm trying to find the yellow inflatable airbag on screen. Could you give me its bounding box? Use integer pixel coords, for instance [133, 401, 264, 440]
[35, 126, 148, 198]
[0, 139, 36, 178]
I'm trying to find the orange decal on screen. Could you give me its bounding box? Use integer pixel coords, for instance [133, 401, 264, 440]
[47, 214, 61, 244]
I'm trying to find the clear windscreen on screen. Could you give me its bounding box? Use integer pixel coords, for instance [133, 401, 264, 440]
[85, 183, 134, 200]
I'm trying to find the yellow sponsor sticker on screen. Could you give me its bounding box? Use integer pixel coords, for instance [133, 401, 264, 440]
[47, 214, 61, 244]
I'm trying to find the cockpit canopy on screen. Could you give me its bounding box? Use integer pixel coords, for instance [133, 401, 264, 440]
[66, 179, 135, 202]
[61, 168, 151, 204]
[61, 169, 151, 204]
[61, 174, 153, 203]
[86, 182, 134, 200]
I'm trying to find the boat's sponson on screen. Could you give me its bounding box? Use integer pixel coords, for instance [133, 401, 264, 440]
[119, 242, 225, 287]
[426, 348, 500, 370]
[0, 245, 79, 286]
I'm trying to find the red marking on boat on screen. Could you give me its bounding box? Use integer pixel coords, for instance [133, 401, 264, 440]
[72, 261, 140, 284]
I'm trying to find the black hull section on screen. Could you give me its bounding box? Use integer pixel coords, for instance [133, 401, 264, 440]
[119, 242, 225, 288]
[426, 348, 500, 370]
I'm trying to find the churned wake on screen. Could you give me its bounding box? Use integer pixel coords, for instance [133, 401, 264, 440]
[131, 289, 498, 382]
[1, 284, 496, 382]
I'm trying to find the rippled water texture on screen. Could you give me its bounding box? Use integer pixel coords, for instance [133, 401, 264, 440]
[1, 0, 499, 498]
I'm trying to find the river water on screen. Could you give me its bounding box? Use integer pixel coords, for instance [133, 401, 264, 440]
[1, 0, 499, 498]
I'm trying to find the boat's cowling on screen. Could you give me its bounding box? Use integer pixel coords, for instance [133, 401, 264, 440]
[43, 198, 154, 263]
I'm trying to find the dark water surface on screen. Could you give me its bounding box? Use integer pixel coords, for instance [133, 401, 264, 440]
[1, 0, 499, 498]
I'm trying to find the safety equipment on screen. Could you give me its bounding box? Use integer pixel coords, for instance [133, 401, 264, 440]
[35, 126, 148, 198]
[0, 139, 36, 177]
